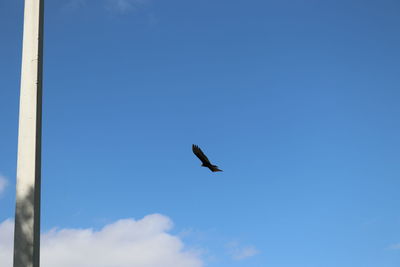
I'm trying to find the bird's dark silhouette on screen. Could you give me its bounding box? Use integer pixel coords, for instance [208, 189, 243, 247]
[192, 144, 223, 172]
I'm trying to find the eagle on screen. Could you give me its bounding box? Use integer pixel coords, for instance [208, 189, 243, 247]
[192, 144, 223, 172]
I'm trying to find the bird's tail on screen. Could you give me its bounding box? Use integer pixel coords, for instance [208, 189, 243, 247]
[211, 165, 223, 172]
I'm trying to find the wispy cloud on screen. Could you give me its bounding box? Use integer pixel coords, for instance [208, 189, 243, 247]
[0, 175, 8, 195]
[388, 243, 400, 250]
[226, 241, 259, 260]
[0, 214, 203, 267]
[105, 0, 150, 13]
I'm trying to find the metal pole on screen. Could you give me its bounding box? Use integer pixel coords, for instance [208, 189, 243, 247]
[13, 0, 44, 266]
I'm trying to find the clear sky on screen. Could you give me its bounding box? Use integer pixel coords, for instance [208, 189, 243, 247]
[1, 0, 400, 266]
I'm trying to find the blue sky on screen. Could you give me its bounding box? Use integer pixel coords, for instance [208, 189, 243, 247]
[1, 0, 400, 266]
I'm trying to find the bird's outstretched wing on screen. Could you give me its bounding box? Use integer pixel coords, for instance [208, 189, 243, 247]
[192, 144, 211, 165]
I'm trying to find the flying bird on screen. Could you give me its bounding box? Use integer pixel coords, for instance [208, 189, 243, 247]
[192, 144, 223, 172]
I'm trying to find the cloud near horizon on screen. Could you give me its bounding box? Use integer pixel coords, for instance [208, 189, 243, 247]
[0, 214, 203, 267]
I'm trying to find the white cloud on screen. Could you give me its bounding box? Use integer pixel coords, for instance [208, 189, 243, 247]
[0, 214, 203, 267]
[0, 175, 8, 195]
[226, 241, 259, 261]
[0, 219, 13, 267]
[105, 0, 149, 13]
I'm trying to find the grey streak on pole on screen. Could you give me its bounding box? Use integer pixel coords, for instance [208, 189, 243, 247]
[14, 0, 44, 267]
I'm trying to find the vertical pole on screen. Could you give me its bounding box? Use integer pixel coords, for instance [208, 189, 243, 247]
[14, 0, 44, 267]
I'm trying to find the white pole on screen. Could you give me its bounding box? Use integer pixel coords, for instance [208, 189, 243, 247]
[14, 0, 44, 266]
